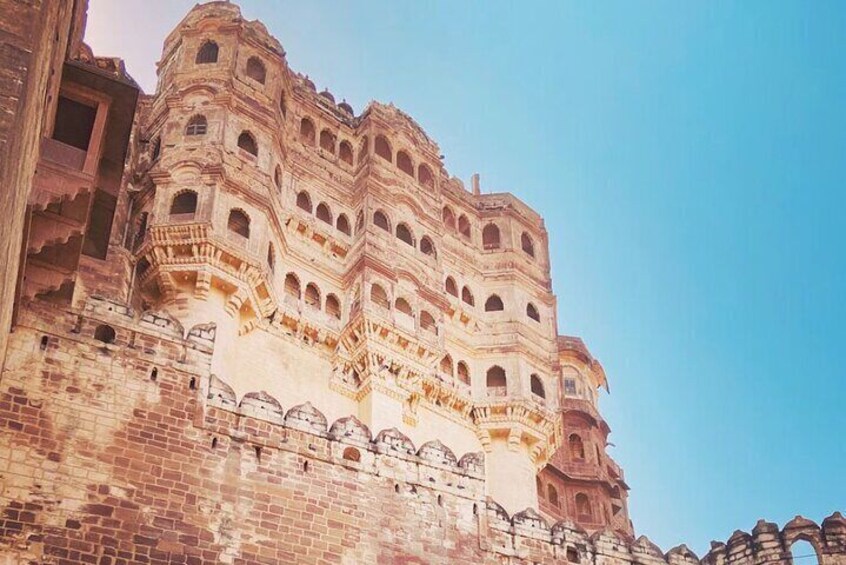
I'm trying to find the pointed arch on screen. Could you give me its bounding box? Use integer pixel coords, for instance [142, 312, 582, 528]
[325, 294, 341, 319]
[336, 214, 351, 235]
[484, 294, 504, 312]
[419, 236, 436, 257]
[339, 140, 353, 165]
[458, 214, 471, 239]
[185, 115, 207, 136]
[530, 374, 545, 398]
[316, 202, 332, 224]
[299, 117, 315, 145]
[284, 273, 300, 298]
[246, 56, 266, 84]
[227, 209, 250, 238]
[457, 361, 470, 385]
[396, 223, 415, 246]
[319, 129, 336, 153]
[237, 131, 257, 156]
[482, 223, 501, 250]
[196, 40, 218, 64]
[420, 310, 437, 334]
[396, 150, 413, 176]
[371, 284, 389, 310]
[569, 434, 585, 460]
[296, 191, 312, 213]
[527, 302, 541, 322]
[170, 190, 197, 217]
[521, 232, 535, 257]
[442, 206, 455, 230]
[461, 286, 474, 306]
[419, 163, 434, 189]
[440, 355, 454, 377]
[305, 283, 321, 308]
[486, 366, 507, 391]
[445, 276, 458, 297]
[373, 210, 390, 231]
[395, 297, 413, 316]
[374, 134, 391, 161]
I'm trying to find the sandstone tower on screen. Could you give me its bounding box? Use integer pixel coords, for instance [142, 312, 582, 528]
[0, 1, 842, 564]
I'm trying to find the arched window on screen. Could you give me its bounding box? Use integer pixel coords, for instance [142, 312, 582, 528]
[547, 484, 559, 507]
[419, 236, 436, 257]
[299, 118, 315, 144]
[530, 374, 545, 398]
[527, 302, 540, 322]
[395, 297, 413, 316]
[267, 243, 275, 272]
[566, 547, 580, 563]
[170, 191, 197, 217]
[342, 446, 361, 462]
[185, 115, 207, 136]
[458, 214, 471, 239]
[442, 206, 455, 230]
[790, 540, 820, 565]
[396, 223, 414, 246]
[284, 273, 300, 298]
[296, 191, 312, 213]
[339, 140, 353, 165]
[336, 214, 351, 235]
[227, 209, 250, 238]
[521, 232, 535, 257]
[419, 164, 434, 189]
[325, 294, 341, 319]
[274, 165, 282, 190]
[151, 138, 161, 162]
[237, 131, 257, 156]
[457, 361, 470, 385]
[575, 493, 591, 519]
[569, 434, 585, 461]
[305, 283, 321, 308]
[420, 311, 437, 334]
[482, 223, 501, 250]
[396, 150, 413, 176]
[94, 324, 116, 344]
[374, 135, 391, 161]
[245, 56, 266, 84]
[316, 202, 332, 224]
[196, 41, 218, 64]
[461, 286, 474, 306]
[440, 355, 454, 376]
[373, 210, 390, 231]
[319, 129, 336, 153]
[486, 366, 507, 393]
[445, 276, 458, 297]
[484, 295, 504, 312]
[371, 284, 389, 309]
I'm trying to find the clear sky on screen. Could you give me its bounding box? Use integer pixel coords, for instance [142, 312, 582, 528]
[86, 0, 845, 555]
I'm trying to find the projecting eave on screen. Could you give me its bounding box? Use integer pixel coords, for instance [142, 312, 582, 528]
[558, 335, 609, 392]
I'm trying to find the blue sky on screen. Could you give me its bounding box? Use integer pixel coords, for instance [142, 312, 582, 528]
[87, 0, 845, 555]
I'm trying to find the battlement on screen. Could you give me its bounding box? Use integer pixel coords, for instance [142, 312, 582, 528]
[1, 298, 843, 563]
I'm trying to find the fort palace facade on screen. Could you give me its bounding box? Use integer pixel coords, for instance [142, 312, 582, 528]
[0, 2, 842, 563]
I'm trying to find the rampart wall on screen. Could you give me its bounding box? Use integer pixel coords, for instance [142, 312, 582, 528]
[0, 297, 842, 564]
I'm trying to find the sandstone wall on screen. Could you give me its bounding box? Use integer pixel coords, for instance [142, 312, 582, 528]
[0, 298, 842, 564]
[0, 0, 82, 365]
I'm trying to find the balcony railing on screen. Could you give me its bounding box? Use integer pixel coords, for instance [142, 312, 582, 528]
[486, 386, 508, 399]
[41, 138, 86, 170]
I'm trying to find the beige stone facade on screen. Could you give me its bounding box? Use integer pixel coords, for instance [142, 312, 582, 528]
[0, 1, 842, 564]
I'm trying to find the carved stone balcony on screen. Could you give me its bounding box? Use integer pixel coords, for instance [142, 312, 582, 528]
[472, 395, 562, 467]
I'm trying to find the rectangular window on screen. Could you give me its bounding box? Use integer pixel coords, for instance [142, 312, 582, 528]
[564, 378, 577, 396]
[82, 189, 117, 259]
[52, 96, 97, 151]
